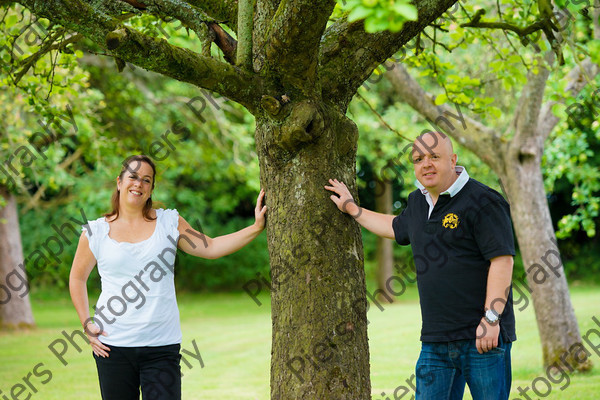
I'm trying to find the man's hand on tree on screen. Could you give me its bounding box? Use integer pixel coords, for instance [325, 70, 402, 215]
[325, 179, 360, 216]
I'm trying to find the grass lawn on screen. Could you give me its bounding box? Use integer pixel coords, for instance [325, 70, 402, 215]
[1, 284, 599, 399]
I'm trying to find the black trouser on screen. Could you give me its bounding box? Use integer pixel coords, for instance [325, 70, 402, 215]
[93, 344, 181, 400]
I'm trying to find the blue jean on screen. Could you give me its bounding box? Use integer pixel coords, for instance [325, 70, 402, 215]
[415, 336, 512, 400]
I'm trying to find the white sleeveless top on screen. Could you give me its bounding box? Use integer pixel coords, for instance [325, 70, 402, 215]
[82, 208, 182, 346]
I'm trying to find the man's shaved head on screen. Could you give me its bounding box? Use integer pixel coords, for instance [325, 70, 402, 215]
[412, 131, 453, 157]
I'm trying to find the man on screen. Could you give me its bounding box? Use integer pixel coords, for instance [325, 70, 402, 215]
[325, 131, 515, 399]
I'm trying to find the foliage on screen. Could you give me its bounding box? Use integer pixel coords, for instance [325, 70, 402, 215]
[0, 5, 107, 197]
[543, 83, 600, 238]
[337, 0, 418, 33]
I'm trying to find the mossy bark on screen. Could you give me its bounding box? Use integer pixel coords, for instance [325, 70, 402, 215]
[255, 104, 371, 399]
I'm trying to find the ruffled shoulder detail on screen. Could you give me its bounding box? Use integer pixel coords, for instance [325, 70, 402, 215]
[81, 216, 108, 258]
[157, 208, 180, 240]
[81, 216, 109, 239]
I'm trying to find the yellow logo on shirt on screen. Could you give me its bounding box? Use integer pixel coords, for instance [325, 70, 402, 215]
[442, 213, 459, 229]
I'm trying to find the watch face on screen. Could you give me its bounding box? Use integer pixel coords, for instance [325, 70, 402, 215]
[486, 310, 499, 322]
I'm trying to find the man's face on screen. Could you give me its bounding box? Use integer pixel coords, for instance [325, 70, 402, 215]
[411, 133, 457, 195]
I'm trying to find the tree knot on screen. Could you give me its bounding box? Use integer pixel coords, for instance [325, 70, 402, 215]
[261, 95, 282, 116]
[279, 100, 325, 151]
[106, 28, 129, 50]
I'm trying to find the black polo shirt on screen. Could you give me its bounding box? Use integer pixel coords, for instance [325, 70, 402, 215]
[392, 178, 516, 342]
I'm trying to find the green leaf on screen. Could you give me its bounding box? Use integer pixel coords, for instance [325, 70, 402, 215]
[434, 93, 447, 105]
[388, 20, 406, 32]
[507, 54, 521, 64]
[551, 103, 566, 120]
[588, 40, 600, 65]
[393, 3, 418, 20]
[347, 6, 372, 22]
[487, 107, 502, 119]
[364, 18, 389, 33]
[6, 14, 18, 26]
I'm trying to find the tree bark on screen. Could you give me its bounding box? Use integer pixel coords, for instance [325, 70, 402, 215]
[375, 179, 394, 303]
[0, 185, 35, 330]
[255, 103, 371, 399]
[501, 158, 592, 371]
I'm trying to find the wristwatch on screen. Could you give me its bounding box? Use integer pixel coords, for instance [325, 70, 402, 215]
[484, 309, 499, 324]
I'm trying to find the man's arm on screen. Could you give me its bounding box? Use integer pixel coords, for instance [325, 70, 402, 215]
[325, 179, 395, 239]
[476, 255, 514, 354]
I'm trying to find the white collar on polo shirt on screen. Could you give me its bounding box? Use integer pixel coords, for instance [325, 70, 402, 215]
[416, 166, 470, 218]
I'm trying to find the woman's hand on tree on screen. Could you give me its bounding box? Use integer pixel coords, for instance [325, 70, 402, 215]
[254, 189, 267, 230]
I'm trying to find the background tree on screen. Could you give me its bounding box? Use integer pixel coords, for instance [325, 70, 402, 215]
[0, 185, 34, 328]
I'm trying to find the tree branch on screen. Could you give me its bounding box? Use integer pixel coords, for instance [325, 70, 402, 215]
[538, 58, 600, 141]
[22, 148, 83, 213]
[185, 0, 238, 31]
[208, 22, 237, 63]
[461, 5, 563, 64]
[236, 0, 254, 70]
[140, 0, 214, 43]
[13, 28, 66, 84]
[319, 0, 457, 110]
[510, 53, 552, 160]
[120, 0, 148, 9]
[460, 9, 548, 38]
[594, 0, 600, 40]
[93, 0, 142, 17]
[17, 0, 264, 112]
[385, 62, 505, 174]
[263, 0, 336, 95]
[117, 0, 241, 62]
[251, 0, 280, 73]
[115, 0, 237, 61]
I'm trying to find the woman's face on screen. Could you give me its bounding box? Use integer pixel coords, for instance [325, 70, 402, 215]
[117, 160, 154, 207]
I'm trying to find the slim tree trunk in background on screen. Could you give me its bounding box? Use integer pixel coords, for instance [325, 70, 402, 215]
[502, 159, 591, 370]
[0, 185, 35, 329]
[375, 179, 394, 303]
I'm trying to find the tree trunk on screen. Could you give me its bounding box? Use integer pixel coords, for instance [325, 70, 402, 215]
[255, 102, 371, 399]
[0, 185, 35, 329]
[375, 179, 394, 303]
[502, 158, 592, 371]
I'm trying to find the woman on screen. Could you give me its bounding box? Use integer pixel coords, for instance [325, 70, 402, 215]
[69, 155, 266, 400]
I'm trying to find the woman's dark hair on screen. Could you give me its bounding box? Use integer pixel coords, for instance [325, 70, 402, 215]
[104, 155, 157, 221]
